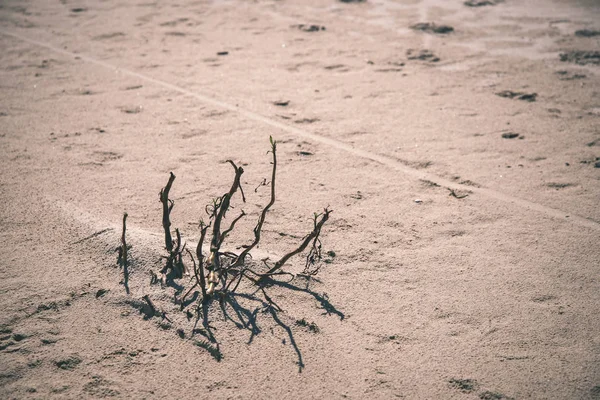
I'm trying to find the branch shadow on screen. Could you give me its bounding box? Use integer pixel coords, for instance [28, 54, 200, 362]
[188, 276, 344, 372]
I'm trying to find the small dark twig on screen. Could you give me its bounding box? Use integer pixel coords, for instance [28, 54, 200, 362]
[160, 172, 176, 251]
[262, 208, 332, 278]
[195, 223, 209, 300]
[448, 188, 469, 199]
[218, 210, 246, 247]
[142, 294, 157, 317]
[120, 213, 130, 294]
[233, 136, 277, 268]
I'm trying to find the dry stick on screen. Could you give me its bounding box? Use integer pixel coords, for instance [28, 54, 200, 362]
[142, 294, 157, 317]
[210, 161, 245, 257]
[262, 208, 332, 278]
[218, 210, 246, 247]
[232, 137, 277, 269]
[206, 161, 245, 294]
[160, 172, 176, 252]
[174, 228, 186, 277]
[195, 224, 209, 300]
[121, 213, 128, 267]
[181, 248, 200, 306]
[121, 213, 130, 294]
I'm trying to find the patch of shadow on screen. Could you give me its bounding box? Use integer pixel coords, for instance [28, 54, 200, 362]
[501, 132, 521, 139]
[575, 29, 600, 38]
[194, 340, 222, 361]
[122, 84, 142, 90]
[165, 31, 186, 36]
[70, 7, 87, 13]
[273, 100, 290, 106]
[464, 0, 503, 6]
[411, 22, 454, 34]
[459, 179, 481, 187]
[0, 341, 16, 351]
[590, 386, 600, 398]
[496, 90, 537, 102]
[297, 151, 314, 156]
[93, 151, 123, 162]
[412, 160, 432, 169]
[83, 376, 120, 397]
[547, 182, 575, 189]
[77, 89, 96, 95]
[324, 64, 349, 71]
[555, 70, 586, 80]
[479, 391, 514, 400]
[160, 18, 189, 27]
[407, 49, 440, 62]
[217, 51, 229, 56]
[559, 50, 600, 66]
[55, 355, 82, 370]
[12, 333, 27, 342]
[375, 67, 404, 73]
[121, 106, 142, 114]
[295, 318, 320, 333]
[204, 110, 229, 118]
[449, 378, 478, 393]
[51, 385, 70, 394]
[124, 298, 156, 320]
[420, 179, 440, 187]
[532, 294, 557, 302]
[181, 129, 207, 139]
[292, 24, 325, 32]
[294, 118, 319, 124]
[0, 370, 22, 386]
[93, 32, 126, 41]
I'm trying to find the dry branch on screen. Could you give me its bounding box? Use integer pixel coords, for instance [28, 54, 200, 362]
[232, 136, 277, 269]
[160, 172, 176, 251]
[264, 208, 332, 277]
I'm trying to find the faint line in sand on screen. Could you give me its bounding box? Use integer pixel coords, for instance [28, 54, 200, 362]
[1, 30, 598, 231]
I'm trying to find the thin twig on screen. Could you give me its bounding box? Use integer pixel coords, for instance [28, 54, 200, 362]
[218, 210, 246, 247]
[121, 213, 130, 294]
[160, 172, 176, 251]
[195, 224, 209, 300]
[233, 136, 277, 268]
[262, 208, 332, 278]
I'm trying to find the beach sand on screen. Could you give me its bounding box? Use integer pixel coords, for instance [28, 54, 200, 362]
[1, 0, 599, 398]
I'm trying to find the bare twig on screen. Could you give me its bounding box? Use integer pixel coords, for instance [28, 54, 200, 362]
[195, 224, 209, 300]
[218, 211, 246, 247]
[262, 208, 332, 278]
[233, 136, 277, 268]
[120, 213, 130, 294]
[121, 213, 128, 267]
[160, 172, 176, 251]
[142, 294, 157, 317]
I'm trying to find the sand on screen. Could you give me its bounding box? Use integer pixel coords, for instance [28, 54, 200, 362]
[0, 0, 599, 398]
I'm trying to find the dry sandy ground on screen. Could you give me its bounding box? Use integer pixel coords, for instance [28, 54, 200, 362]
[1, 0, 599, 398]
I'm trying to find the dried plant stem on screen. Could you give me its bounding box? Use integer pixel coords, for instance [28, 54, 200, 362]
[233, 137, 277, 269]
[120, 212, 128, 267]
[263, 208, 332, 278]
[160, 172, 176, 251]
[195, 224, 209, 299]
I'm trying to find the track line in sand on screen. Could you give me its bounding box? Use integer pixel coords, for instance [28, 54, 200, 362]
[1, 29, 598, 232]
